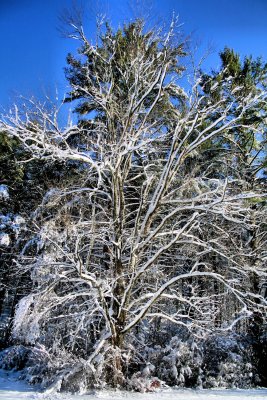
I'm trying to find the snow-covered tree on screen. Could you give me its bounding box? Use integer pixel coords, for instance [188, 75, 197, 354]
[1, 18, 266, 390]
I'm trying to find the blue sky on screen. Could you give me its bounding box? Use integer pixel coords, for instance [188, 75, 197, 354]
[0, 0, 266, 111]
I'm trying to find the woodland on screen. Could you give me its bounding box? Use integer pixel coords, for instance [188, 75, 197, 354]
[0, 16, 267, 393]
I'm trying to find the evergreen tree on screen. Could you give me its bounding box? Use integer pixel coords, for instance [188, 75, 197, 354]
[201, 47, 267, 184]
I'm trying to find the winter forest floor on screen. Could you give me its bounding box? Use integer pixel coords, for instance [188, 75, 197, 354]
[1, 370, 267, 400]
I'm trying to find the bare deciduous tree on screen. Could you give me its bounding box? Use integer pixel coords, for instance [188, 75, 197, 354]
[1, 18, 266, 389]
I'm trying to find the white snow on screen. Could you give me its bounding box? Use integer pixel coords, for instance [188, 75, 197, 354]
[1, 370, 267, 400]
[0, 184, 9, 200]
[0, 212, 25, 243]
[0, 233, 10, 246]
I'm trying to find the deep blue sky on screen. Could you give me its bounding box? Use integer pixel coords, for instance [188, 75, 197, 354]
[0, 0, 266, 111]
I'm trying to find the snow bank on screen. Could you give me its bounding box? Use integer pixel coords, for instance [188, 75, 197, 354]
[1, 370, 267, 400]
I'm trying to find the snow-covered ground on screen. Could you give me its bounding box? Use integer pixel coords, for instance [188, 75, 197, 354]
[1, 370, 267, 400]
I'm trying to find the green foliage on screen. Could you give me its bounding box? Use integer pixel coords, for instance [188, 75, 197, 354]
[0, 131, 25, 184]
[200, 48, 267, 183]
[65, 20, 187, 124]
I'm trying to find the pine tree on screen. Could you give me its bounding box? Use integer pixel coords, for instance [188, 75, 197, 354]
[201, 47, 267, 184]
